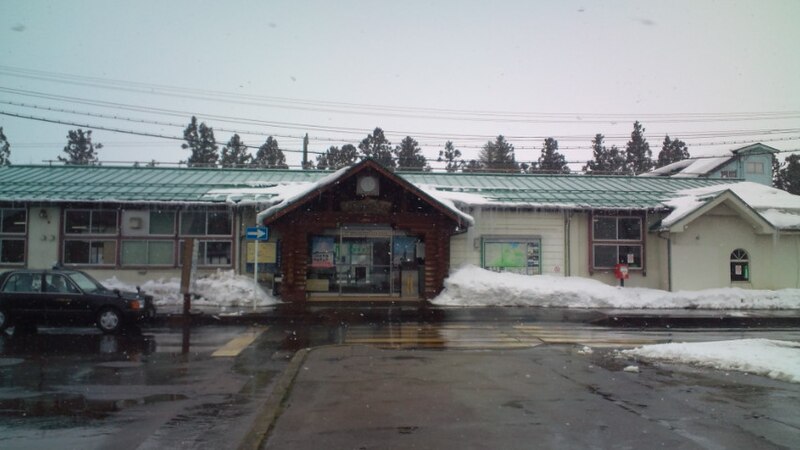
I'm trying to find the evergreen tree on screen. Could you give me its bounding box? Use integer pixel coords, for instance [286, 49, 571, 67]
[778, 154, 800, 195]
[0, 127, 10, 166]
[583, 133, 625, 174]
[624, 121, 653, 175]
[478, 135, 519, 173]
[252, 136, 288, 169]
[656, 135, 690, 168]
[394, 136, 428, 171]
[537, 138, 569, 173]
[772, 154, 783, 189]
[358, 127, 395, 169]
[462, 159, 482, 173]
[220, 134, 252, 168]
[438, 141, 463, 173]
[182, 116, 219, 167]
[59, 129, 102, 165]
[316, 144, 358, 170]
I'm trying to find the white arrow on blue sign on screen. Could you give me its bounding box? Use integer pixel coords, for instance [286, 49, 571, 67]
[245, 226, 269, 241]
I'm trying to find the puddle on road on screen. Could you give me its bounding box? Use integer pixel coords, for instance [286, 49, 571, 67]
[0, 392, 189, 422]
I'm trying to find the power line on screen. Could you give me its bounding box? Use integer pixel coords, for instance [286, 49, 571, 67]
[3, 97, 800, 152]
[2, 64, 799, 123]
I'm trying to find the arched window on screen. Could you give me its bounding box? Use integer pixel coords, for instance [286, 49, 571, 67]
[730, 249, 749, 282]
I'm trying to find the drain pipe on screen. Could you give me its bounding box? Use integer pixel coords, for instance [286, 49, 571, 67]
[563, 210, 572, 277]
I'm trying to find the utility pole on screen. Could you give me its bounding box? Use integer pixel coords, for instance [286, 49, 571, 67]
[302, 133, 309, 169]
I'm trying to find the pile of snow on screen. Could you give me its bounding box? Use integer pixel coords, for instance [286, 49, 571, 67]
[621, 339, 800, 383]
[432, 265, 800, 309]
[102, 270, 279, 311]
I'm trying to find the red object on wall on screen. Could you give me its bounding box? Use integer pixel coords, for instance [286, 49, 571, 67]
[614, 264, 630, 280]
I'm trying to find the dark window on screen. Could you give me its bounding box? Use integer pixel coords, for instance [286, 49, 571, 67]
[1, 209, 26, 233]
[180, 210, 231, 236]
[0, 239, 25, 264]
[2, 273, 39, 293]
[64, 240, 117, 265]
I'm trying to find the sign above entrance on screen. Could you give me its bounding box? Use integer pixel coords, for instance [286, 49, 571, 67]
[245, 226, 269, 241]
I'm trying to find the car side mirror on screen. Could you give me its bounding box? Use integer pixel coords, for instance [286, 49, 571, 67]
[113, 288, 121, 297]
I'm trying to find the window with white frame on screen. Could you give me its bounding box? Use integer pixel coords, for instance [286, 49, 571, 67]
[0, 208, 26, 264]
[720, 170, 737, 178]
[730, 249, 749, 282]
[592, 215, 643, 269]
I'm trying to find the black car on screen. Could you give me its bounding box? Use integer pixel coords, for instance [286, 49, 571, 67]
[0, 269, 156, 334]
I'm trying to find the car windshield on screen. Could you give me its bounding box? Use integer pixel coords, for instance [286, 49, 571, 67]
[67, 272, 108, 294]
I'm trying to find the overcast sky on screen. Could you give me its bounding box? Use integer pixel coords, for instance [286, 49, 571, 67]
[1, 0, 799, 169]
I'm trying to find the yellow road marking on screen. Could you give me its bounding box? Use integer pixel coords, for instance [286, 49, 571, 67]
[212, 327, 267, 357]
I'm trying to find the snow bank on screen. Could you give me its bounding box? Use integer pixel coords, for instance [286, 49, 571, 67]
[432, 265, 800, 309]
[102, 270, 279, 310]
[621, 339, 800, 383]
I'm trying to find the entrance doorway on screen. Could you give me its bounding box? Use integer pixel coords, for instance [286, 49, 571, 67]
[306, 226, 424, 298]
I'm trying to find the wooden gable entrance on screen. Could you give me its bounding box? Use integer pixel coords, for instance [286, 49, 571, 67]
[261, 160, 468, 303]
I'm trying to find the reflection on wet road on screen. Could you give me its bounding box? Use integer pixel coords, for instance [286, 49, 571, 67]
[1, 311, 799, 449]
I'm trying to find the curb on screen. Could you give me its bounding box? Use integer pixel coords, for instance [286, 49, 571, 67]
[238, 347, 310, 450]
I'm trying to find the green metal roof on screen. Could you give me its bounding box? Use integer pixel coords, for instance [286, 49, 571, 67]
[0, 164, 736, 209]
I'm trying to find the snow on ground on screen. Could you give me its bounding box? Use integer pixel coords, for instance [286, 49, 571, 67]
[621, 339, 800, 383]
[432, 265, 800, 309]
[102, 270, 279, 314]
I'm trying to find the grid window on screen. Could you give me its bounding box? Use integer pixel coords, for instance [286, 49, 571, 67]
[745, 162, 764, 174]
[65, 210, 118, 235]
[149, 211, 175, 235]
[592, 215, 644, 270]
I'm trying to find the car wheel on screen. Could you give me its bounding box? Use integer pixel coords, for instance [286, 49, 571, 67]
[97, 307, 123, 334]
[0, 309, 9, 332]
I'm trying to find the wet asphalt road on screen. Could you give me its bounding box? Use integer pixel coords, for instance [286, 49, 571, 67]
[0, 309, 799, 449]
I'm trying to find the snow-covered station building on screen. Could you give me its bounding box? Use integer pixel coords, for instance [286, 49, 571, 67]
[0, 154, 798, 302]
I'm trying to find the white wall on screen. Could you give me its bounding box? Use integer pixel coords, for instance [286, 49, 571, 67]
[671, 203, 800, 290]
[450, 208, 566, 275]
[26, 206, 60, 269]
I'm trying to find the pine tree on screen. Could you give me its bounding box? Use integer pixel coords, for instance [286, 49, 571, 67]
[656, 135, 690, 168]
[624, 121, 653, 175]
[479, 135, 519, 173]
[438, 141, 463, 173]
[220, 134, 252, 168]
[772, 154, 783, 189]
[778, 154, 800, 195]
[583, 134, 625, 174]
[182, 116, 219, 168]
[537, 138, 569, 174]
[394, 136, 428, 171]
[59, 129, 102, 165]
[316, 144, 358, 170]
[0, 127, 10, 166]
[358, 127, 395, 169]
[252, 136, 289, 169]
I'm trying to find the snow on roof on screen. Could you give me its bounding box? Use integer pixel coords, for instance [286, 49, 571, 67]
[642, 157, 732, 178]
[660, 182, 800, 230]
[256, 165, 351, 223]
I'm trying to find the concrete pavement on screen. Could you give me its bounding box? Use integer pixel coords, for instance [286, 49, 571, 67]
[247, 344, 800, 450]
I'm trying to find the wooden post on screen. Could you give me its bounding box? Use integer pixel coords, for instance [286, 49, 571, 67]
[180, 238, 195, 317]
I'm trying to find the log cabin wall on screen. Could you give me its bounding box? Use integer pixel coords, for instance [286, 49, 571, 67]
[265, 167, 464, 302]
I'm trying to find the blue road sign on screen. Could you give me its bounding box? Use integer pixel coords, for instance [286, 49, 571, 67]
[245, 226, 269, 241]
